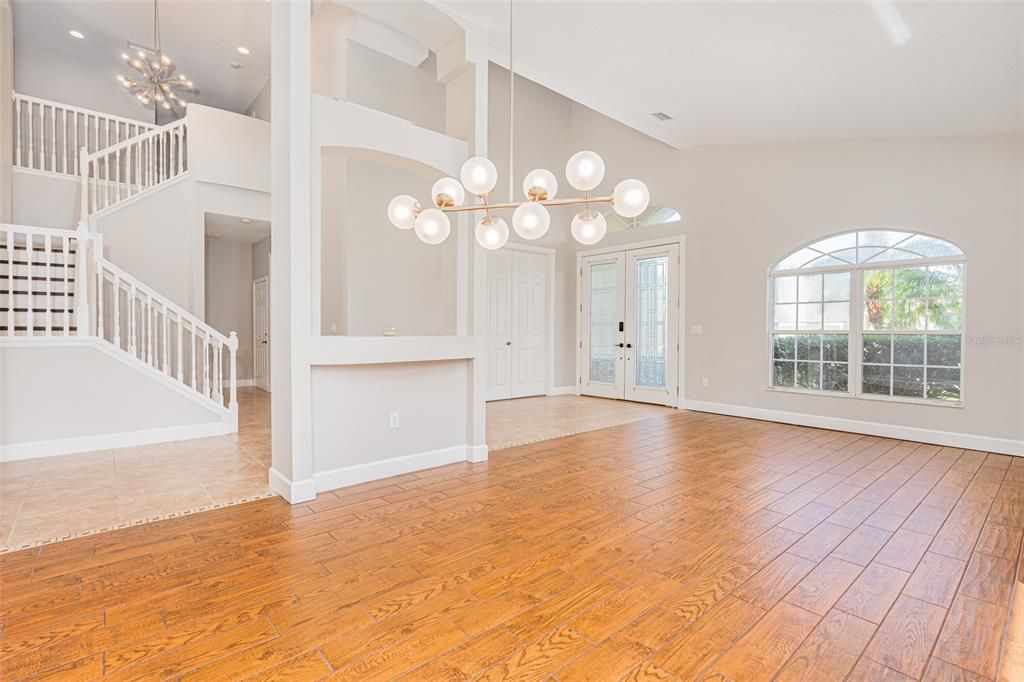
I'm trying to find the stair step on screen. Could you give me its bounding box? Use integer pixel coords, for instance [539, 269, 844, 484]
[0, 290, 74, 296]
[5, 275, 76, 282]
[0, 307, 76, 313]
[3, 245, 78, 254]
[0, 326, 78, 332]
[1, 260, 75, 268]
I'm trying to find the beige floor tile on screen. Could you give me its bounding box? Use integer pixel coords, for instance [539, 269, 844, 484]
[486, 395, 675, 450]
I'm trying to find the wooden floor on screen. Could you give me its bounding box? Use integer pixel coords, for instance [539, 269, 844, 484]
[0, 411, 1020, 681]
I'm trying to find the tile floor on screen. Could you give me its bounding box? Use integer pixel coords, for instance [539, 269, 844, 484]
[486, 394, 676, 450]
[0, 387, 272, 552]
[0, 390, 673, 551]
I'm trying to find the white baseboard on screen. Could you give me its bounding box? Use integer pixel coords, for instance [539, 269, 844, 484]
[314, 444, 485, 493]
[683, 400, 1024, 456]
[549, 385, 578, 396]
[221, 378, 254, 388]
[268, 467, 316, 503]
[0, 420, 233, 462]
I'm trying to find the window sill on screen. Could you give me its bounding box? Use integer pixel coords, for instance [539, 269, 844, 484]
[765, 385, 964, 408]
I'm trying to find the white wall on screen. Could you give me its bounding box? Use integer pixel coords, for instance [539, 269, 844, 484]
[487, 64, 1023, 446]
[252, 235, 271, 280]
[0, 0, 12, 223]
[95, 178, 200, 313]
[311, 360, 469, 473]
[0, 341, 222, 456]
[346, 42, 446, 135]
[321, 155, 457, 336]
[12, 171, 79, 229]
[205, 238, 254, 380]
[187, 104, 271, 194]
[247, 79, 272, 122]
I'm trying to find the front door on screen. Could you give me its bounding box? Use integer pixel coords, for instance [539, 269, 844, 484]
[580, 244, 679, 406]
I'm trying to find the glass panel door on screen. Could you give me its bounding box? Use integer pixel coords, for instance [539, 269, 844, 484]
[581, 253, 625, 399]
[633, 256, 669, 388]
[625, 245, 678, 405]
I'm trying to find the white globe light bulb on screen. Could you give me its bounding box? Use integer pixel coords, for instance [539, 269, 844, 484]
[565, 151, 606, 192]
[414, 208, 451, 245]
[522, 168, 558, 201]
[460, 156, 498, 196]
[431, 177, 465, 208]
[612, 179, 650, 218]
[511, 202, 550, 240]
[475, 216, 510, 250]
[570, 209, 608, 245]
[387, 195, 420, 230]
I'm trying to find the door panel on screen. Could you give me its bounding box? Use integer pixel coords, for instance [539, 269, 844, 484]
[625, 245, 678, 405]
[511, 250, 546, 398]
[581, 253, 626, 399]
[253, 277, 269, 390]
[486, 249, 513, 401]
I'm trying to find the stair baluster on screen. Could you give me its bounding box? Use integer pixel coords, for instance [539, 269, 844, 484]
[44, 233, 51, 336]
[4, 228, 12, 335]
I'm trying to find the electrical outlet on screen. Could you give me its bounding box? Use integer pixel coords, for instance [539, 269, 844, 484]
[690, 325, 703, 335]
[701, 377, 709, 387]
[389, 412, 399, 429]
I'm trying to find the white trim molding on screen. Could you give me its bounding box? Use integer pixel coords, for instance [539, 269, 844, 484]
[683, 400, 1023, 456]
[314, 444, 486, 493]
[549, 385, 578, 396]
[0, 421, 233, 462]
[268, 467, 317, 503]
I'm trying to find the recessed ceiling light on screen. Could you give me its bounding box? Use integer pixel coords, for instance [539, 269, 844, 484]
[69, 30, 84, 40]
[240, 218, 253, 224]
[229, 62, 242, 70]
[237, 46, 250, 55]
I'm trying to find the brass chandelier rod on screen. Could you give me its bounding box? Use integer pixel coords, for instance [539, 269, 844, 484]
[438, 194, 611, 215]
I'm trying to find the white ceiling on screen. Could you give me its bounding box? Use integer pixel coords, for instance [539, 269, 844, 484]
[11, 0, 270, 117]
[439, 1, 1024, 149]
[205, 212, 270, 244]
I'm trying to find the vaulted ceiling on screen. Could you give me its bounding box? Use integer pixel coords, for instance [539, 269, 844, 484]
[439, 0, 1024, 149]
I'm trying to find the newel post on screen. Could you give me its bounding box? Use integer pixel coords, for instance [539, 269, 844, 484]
[78, 147, 89, 224]
[228, 331, 239, 430]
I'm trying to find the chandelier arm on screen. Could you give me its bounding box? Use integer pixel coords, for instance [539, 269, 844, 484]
[440, 196, 613, 214]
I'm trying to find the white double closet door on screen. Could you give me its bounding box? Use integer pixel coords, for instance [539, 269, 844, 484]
[486, 248, 547, 401]
[581, 244, 679, 406]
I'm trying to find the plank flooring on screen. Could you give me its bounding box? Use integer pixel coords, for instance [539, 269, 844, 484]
[0, 410, 1021, 680]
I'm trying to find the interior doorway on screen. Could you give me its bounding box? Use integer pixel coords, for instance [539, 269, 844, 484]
[253, 276, 269, 391]
[579, 241, 681, 406]
[485, 245, 553, 401]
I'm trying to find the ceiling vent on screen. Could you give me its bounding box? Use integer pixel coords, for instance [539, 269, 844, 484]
[650, 112, 673, 121]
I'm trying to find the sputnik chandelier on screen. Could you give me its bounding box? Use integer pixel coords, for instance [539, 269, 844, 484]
[117, 0, 198, 117]
[387, 0, 650, 250]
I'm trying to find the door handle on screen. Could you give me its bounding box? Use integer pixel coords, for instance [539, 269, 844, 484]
[261, 340, 267, 344]
[505, 340, 512, 346]
[625, 343, 632, 348]
[617, 343, 624, 348]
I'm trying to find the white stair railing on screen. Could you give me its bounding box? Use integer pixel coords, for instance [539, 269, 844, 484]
[1, 223, 236, 422]
[12, 92, 156, 177]
[80, 117, 188, 219]
[0, 224, 89, 336]
[95, 257, 237, 416]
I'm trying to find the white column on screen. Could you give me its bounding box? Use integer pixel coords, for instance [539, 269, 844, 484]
[269, 0, 315, 503]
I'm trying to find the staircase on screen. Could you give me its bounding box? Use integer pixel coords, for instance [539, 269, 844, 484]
[3, 94, 240, 459]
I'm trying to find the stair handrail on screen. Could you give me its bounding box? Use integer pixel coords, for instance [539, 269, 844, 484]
[12, 91, 156, 176]
[80, 116, 189, 221]
[95, 255, 238, 417]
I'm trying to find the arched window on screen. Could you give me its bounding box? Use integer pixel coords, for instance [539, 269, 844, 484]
[769, 230, 965, 404]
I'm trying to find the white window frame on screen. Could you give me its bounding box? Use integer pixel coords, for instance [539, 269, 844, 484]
[766, 233, 966, 408]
